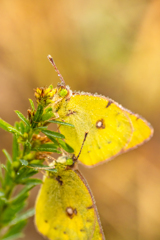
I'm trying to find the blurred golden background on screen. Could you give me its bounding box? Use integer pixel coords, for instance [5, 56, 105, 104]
[0, 0, 159, 239]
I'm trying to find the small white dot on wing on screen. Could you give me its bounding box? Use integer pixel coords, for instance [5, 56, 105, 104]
[66, 207, 73, 215]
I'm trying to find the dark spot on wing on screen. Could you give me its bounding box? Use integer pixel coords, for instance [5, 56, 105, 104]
[74, 209, 77, 215]
[86, 205, 93, 209]
[87, 219, 92, 222]
[80, 229, 85, 232]
[107, 140, 112, 144]
[56, 176, 63, 185]
[63, 231, 66, 234]
[106, 100, 113, 108]
[66, 207, 77, 219]
[44, 220, 48, 223]
[96, 119, 105, 129]
[54, 227, 57, 230]
[66, 110, 77, 116]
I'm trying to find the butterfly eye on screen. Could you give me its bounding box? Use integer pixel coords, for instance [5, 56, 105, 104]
[59, 88, 68, 97]
[66, 158, 73, 166]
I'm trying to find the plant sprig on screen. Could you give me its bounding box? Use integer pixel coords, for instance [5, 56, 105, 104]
[0, 85, 74, 240]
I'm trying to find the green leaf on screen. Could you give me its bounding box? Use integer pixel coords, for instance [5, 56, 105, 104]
[1, 164, 8, 172]
[1, 202, 26, 225]
[0, 190, 5, 197]
[29, 99, 35, 111]
[34, 126, 48, 131]
[28, 164, 43, 168]
[19, 159, 28, 166]
[36, 143, 57, 150]
[15, 111, 30, 128]
[3, 157, 13, 188]
[44, 135, 59, 147]
[46, 168, 58, 173]
[23, 169, 38, 178]
[58, 139, 74, 153]
[7, 127, 22, 136]
[24, 141, 31, 154]
[42, 129, 65, 139]
[1, 220, 26, 240]
[10, 184, 37, 204]
[15, 121, 20, 131]
[0, 197, 7, 204]
[45, 106, 53, 112]
[28, 164, 57, 173]
[0, 197, 5, 206]
[9, 193, 28, 207]
[32, 104, 43, 128]
[9, 208, 35, 226]
[29, 159, 44, 165]
[15, 168, 38, 183]
[1, 163, 12, 189]
[41, 111, 54, 121]
[32, 143, 61, 153]
[19, 178, 42, 185]
[0, 119, 12, 132]
[1, 233, 24, 240]
[28, 163, 56, 170]
[2, 150, 12, 164]
[0, 119, 22, 135]
[48, 120, 74, 127]
[19, 121, 25, 134]
[12, 135, 19, 162]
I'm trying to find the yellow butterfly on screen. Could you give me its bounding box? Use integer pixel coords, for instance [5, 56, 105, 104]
[35, 155, 105, 240]
[48, 55, 153, 167]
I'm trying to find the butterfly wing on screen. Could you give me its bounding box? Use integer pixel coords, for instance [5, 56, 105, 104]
[124, 110, 153, 150]
[35, 169, 105, 240]
[57, 94, 133, 166]
[57, 94, 153, 166]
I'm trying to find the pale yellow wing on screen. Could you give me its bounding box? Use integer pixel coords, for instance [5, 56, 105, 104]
[124, 110, 153, 150]
[57, 94, 153, 167]
[35, 169, 105, 240]
[57, 94, 133, 166]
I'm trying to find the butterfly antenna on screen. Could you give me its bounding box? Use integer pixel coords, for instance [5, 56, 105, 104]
[76, 131, 89, 160]
[47, 55, 66, 85]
